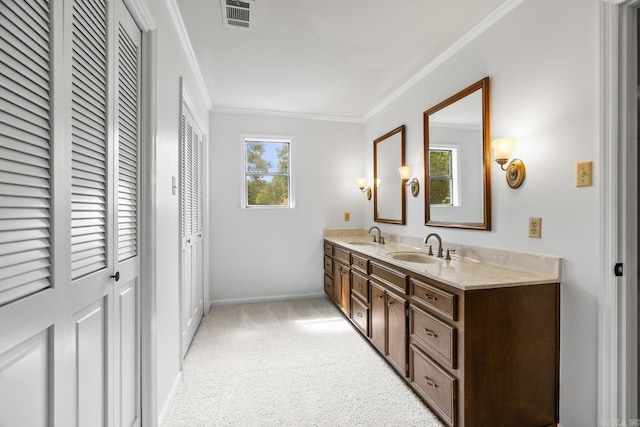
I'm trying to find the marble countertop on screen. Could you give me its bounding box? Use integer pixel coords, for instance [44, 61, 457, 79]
[324, 231, 562, 291]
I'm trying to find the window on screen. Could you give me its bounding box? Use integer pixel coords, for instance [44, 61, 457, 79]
[428, 148, 459, 206]
[243, 137, 292, 208]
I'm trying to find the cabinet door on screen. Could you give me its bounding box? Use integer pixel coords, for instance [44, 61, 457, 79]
[370, 282, 386, 353]
[387, 292, 408, 376]
[333, 262, 350, 315]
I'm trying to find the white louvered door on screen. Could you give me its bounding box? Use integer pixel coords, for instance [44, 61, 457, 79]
[114, 4, 141, 426]
[0, 0, 58, 425]
[180, 103, 204, 357]
[0, 0, 142, 425]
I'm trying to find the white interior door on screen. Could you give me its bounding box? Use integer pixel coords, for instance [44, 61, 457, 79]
[114, 3, 142, 426]
[0, 0, 142, 425]
[180, 100, 204, 357]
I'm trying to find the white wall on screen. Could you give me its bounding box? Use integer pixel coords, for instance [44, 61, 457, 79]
[208, 113, 363, 303]
[143, 0, 211, 418]
[362, 0, 600, 425]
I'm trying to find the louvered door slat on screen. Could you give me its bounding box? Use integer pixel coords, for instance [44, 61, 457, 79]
[180, 115, 186, 238]
[71, 0, 107, 280]
[0, 0, 51, 307]
[117, 23, 138, 262]
[0, 207, 49, 220]
[1, 2, 50, 51]
[0, 73, 50, 111]
[0, 12, 49, 62]
[11, 1, 49, 31]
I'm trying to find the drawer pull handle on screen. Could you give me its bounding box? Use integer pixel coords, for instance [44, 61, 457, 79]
[424, 328, 438, 338]
[425, 294, 438, 301]
[424, 377, 439, 388]
[356, 312, 363, 317]
[357, 283, 362, 288]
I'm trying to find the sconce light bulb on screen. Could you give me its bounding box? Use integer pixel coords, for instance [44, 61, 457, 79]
[491, 138, 516, 162]
[398, 166, 412, 181]
[356, 178, 367, 190]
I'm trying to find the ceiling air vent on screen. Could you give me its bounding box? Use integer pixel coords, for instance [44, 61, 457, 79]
[221, 0, 255, 29]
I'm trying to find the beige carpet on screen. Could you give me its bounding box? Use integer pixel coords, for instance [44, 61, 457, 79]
[161, 297, 444, 427]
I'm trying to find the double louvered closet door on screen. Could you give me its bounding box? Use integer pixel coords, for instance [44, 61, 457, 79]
[180, 102, 204, 357]
[0, 0, 142, 425]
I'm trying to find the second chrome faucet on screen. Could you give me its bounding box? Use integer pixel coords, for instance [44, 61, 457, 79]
[424, 233, 443, 258]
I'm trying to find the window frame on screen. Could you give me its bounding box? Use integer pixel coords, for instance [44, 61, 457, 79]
[428, 146, 460, 207]
[241, 135, 295, 209]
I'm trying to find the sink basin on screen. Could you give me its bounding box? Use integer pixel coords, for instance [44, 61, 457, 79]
[346, 241, 379, 246]
[387, 251, 439, 264]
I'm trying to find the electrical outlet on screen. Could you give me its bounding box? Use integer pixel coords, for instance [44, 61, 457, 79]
[529, 217, 542, 238]
[576, 161, 593, 187]
[344, 211, 350, 221]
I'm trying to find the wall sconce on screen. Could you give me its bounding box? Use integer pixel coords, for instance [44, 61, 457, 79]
[357, 178, 371, 200]
[398, 166, 420, 197]
[491, 138, 526, 189]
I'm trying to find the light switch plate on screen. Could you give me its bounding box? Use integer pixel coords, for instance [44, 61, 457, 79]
[576, 161, 593, 187]
[344, 211, 350, 221]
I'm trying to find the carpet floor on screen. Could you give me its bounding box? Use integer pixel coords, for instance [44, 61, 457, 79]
[161, 297, 444, 427]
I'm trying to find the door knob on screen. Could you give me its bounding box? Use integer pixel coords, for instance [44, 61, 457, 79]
[111, 271, 120, 281]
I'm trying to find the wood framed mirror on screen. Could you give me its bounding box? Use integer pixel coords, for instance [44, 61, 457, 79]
[374, 125, 406, 224]
[423, 77, 491, 230]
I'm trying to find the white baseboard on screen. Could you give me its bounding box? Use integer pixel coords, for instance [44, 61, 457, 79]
[157, 370, 183, 426]
[209, 292, 326, 308]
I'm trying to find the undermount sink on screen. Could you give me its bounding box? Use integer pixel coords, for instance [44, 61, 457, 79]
[346, 241, 379, 246]
[387, 251, 440, 264]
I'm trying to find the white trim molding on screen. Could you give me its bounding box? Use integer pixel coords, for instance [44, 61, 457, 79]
[361, 0, 524, 122]
[165, 0, 213, 110]
[599, 0, 639, 424]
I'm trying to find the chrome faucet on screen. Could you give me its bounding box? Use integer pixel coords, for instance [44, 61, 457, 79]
[424, 233, 443, 258]
[368, 226, 385, 244]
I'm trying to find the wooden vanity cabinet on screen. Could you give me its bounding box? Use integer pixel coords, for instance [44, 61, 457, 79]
[322, 240, 560, 427]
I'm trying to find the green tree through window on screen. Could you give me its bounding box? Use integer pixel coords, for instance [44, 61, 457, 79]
[429, 149, 453, 205]
[245, 140, 291, 207]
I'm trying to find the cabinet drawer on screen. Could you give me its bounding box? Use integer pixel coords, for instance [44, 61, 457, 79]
[334, 246, 350, 264]
[410, 305, 456, 368]
[410, 345, 456, 426]
[411, 278, 457, 321]
[371, 262, 408, 293]
[351, 254, 369, 273]
[324, 255, 333, 275]
[324, 274, 332, 296]
[351, 296, 369, 336]
[352, 272, 369, 302]
[324, 242, 333, 256]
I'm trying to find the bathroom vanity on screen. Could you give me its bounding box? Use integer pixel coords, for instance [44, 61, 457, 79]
[323, 233, 560, 427]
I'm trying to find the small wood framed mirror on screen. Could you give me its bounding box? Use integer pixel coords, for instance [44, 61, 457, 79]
[374, 125, 406, 224]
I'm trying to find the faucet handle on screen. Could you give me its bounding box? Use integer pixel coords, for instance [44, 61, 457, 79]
[379, 236, 385, 244]
[426, 244, 433, 256]
[445, 248, 456, 260]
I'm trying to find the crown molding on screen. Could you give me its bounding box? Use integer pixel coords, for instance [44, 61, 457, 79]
[210, 106, 363, 123]
[165, 0, 212, 110]
[361, 0, 524, 122]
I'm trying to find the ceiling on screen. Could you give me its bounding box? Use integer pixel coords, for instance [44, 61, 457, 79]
[175, 0, 508, 120]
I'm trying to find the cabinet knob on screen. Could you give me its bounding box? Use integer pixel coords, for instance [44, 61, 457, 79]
[377, 294, 384, 300]
[356, 312, 363, 317]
